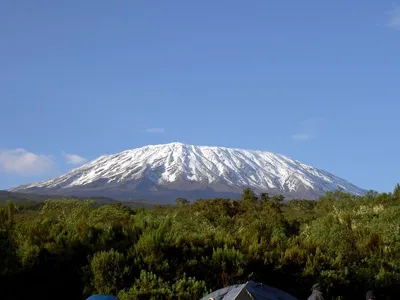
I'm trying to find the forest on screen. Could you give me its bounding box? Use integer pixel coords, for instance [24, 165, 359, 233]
[1, 186, 400, 300]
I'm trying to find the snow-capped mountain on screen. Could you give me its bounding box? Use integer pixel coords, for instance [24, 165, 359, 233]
[11, 142, 366, 202]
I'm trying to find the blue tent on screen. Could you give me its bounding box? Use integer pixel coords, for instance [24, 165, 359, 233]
[86, 295, 118, 300]
[200, 281, 298, 300]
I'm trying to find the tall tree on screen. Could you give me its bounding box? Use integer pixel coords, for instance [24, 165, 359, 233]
[394, 184, 400, 201]
[260, 192, 270, 203]
[241, 188, 258, 202]
[175, 197, 190, 206]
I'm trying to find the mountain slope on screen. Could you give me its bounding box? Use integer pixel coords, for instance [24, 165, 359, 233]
[11, 142, 366, 202]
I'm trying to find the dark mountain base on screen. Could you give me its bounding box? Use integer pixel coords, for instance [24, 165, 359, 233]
[9, 185, 323, 204]
[0, 190, 156, 208]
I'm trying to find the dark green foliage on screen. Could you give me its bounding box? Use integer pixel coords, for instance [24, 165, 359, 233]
[175, 198, 190, 206]
[1, 186, 400, 299]
[88, 250, 129, 295]
[241, 188, 258, 202]
[117, 270, 210, 300]
[393, 184, 400, 202]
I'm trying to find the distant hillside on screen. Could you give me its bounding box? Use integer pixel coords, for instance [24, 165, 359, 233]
[0, 190, 55, 204]
[0, 190, 156, 208]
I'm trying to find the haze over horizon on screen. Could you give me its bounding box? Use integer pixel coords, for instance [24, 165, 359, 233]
[1, 1, 399, 192]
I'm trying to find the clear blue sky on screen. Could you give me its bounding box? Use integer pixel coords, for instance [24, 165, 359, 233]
[1, 1, 399, 192]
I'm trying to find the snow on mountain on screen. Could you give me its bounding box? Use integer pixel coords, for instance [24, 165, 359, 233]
[11, 142, 366, 201]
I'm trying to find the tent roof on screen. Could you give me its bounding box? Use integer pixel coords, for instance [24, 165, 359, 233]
[200, 281, 298, 300]
[86, 295, 118, 300]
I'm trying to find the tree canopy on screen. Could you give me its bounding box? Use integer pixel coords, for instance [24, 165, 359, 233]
[1, 186, 400, 299]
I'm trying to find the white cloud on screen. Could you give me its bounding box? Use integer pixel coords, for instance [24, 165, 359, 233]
[292, 118, 323, 142]
[387, 5, 400, 29]
[63, 152, 88, 165]
[145, 128, 166, 133]
[292, 134, 313, 141]
[0, 148, 54, 176]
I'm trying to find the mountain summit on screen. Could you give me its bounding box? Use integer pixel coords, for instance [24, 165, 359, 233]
[11, 142, 366, 202]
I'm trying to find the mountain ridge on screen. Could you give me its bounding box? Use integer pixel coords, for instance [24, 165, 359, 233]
[10, 142, 366, 202]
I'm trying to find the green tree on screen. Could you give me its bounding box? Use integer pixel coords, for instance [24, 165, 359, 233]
[260, 192, 270, 203]
[172, 274, 211, 299]
[89, 249, 129, 295]
[117, 270, 171, 300]
[241, 188, 258, 202]
[175, 198, 190, 206]
[272, 194, 285, 204]
[393, 184, 400, 201]
[208, 245, 246, 287]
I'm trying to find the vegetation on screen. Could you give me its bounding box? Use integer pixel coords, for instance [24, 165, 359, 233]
[1, 186, 400, 299]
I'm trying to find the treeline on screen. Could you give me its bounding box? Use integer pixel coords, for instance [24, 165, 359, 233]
[1, 186, 400, 299]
